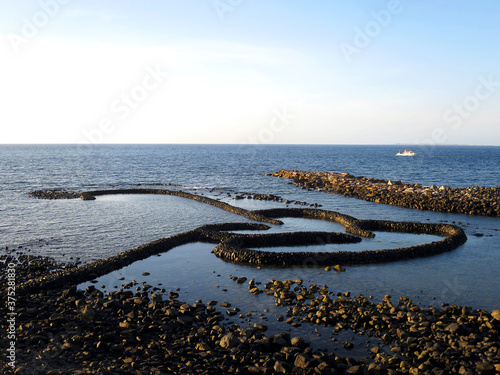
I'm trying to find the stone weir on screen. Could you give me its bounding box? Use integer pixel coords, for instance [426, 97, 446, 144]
[17, 222, 269, 294]
[23, 189, 467, 292]
[212, 208, 467, 266]
[271, 170, 500, 217]
[29, 188, 283, 225]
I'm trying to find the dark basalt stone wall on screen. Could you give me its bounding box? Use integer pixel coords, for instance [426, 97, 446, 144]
[30, 188, 283, 225]
[212, 210, 467, 267]
[22, 188, 466, 293]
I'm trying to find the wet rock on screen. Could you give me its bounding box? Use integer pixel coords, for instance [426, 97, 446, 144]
[446, 322, 460, 334]
[79, 305, 96, 321]
[343, 341, 354, 350]
[491, 309, 500, 321]
[294, 353, 312, 369]
[271, 170, 500, 217]
[333, 264, 346, 272]
[220, 332, 240, 349]
[254, 323, 268, 331]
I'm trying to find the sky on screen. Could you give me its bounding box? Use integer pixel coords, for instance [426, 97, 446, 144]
[1, 0, 499, 145]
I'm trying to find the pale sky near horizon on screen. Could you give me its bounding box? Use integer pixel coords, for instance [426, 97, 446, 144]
[1, 1, 499, 145]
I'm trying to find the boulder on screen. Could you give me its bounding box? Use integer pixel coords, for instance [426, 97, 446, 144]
[294, 353, 311, 369]
[220, 332, 240, 349]
[445, 322, 460, 334]
[79, 305, 96, 321]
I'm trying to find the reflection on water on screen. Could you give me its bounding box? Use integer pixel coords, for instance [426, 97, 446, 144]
[79, 210, 491, 356]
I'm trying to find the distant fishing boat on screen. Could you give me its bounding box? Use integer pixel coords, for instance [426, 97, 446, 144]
[396, 149, 416, 156]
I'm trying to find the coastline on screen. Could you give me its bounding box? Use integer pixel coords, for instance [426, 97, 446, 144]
[271, 170, 500, 217]
[2, 254, 499, 374]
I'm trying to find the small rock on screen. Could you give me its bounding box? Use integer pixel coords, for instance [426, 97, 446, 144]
[343, 341, 354, 350]
[220, 332, 240, 349]
[333, 264, 346, 272]
[273, 361, 288, 374]
[294, 353, 311, 369]
[79, 305, 96, 321]
[254, 323, 267, 331]
[446, 322, 460, 334]
[491, 309, 500, 321]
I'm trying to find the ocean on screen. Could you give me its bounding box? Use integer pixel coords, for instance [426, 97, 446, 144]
[1, 144, 499, 350]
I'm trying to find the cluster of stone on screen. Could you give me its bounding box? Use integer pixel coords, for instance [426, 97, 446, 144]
[28, 190, 81, 199]
[248, 278, 500, 374]
[231, 191, 321, 207]
[6, 284, 350, 374]
[271, 170, 500, 217]
[3, 255, 500, 374]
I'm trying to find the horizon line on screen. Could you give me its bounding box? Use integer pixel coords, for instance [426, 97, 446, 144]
[0, 143, 499, 147]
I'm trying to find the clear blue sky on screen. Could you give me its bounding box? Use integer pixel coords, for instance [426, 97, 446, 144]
[1, 0, 499, 145]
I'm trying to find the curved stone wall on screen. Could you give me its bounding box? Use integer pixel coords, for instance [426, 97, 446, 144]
[212, 210, 467, 266]
[30, 188, 283, 225]
[21, 188, 467, 293]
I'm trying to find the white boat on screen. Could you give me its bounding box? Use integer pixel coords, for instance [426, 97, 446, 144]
[396, 149, 415, 156]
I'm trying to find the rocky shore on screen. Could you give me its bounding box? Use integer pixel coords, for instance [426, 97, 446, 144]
[248, 278, 500, 374]
[271, 170, 500, 217]
[1, 255, 349, 374]
[2, 256, 499, 374]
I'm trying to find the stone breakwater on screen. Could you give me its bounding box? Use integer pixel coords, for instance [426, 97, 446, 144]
[271, 170, 500, 217]
[22, 189, 466, 293]
[16, 223, 269, 294]
[29, 188, 283, 225]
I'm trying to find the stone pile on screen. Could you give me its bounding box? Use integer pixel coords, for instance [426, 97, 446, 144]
[250, 278, 500, 375]
[272, 170, 500, 217]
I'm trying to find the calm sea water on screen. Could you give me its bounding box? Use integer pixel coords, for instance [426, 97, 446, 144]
[1, 145, 499, 325]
